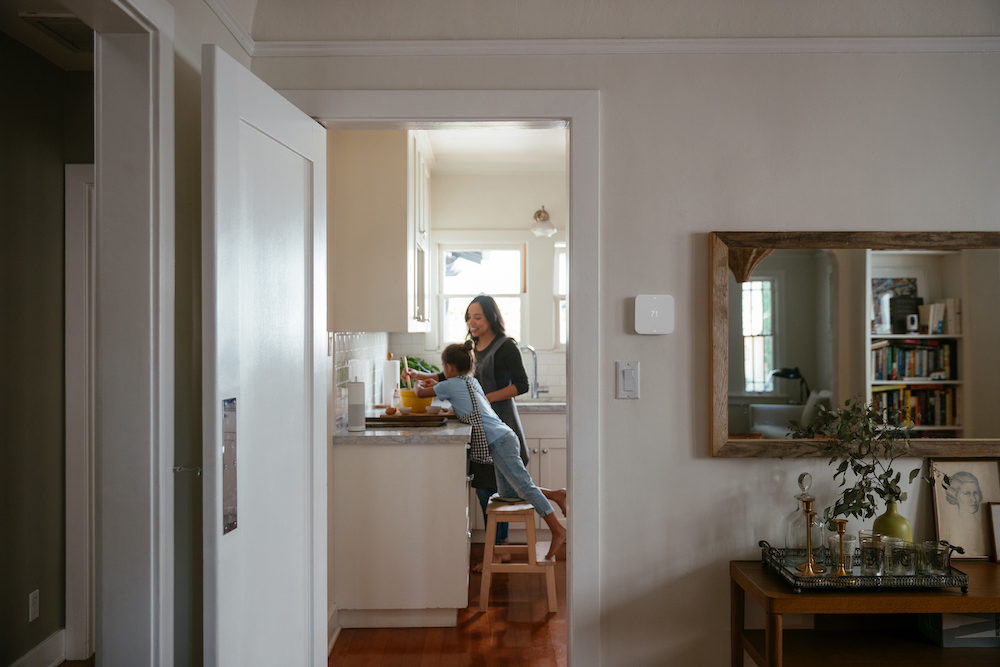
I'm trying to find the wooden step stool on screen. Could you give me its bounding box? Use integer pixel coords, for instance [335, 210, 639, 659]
[479, 497, 557, 613]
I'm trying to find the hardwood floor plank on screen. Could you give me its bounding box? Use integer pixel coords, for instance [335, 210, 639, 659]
[331, 544, 565, 667]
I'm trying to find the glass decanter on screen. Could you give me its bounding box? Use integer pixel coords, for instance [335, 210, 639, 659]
[783, 473, 826, 569]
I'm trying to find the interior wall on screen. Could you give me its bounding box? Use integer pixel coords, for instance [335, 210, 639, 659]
[432, 172, 567, 231]
[251, 44, 1000, 665]
[0, 31, 91, 666]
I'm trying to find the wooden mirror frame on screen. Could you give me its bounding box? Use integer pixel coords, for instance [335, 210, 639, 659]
[710, 231, 1000, 458]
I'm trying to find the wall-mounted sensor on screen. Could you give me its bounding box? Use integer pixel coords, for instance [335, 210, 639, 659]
[634, 295, 674, 334]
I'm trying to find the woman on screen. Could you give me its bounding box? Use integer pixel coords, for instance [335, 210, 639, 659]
[943, 471, 988, 556]
[407, 295, 532, 567]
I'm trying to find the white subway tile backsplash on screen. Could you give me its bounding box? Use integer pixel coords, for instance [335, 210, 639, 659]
[385, 333, 568, 403]
[332, 332, 389, 431]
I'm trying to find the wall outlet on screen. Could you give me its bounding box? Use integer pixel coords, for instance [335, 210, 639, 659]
[29, 590, 39, 622]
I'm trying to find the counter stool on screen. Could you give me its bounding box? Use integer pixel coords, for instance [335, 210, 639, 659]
[479, 497, 557, 613]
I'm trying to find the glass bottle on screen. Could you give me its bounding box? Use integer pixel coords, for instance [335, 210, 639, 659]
[783, 473, 826, 568]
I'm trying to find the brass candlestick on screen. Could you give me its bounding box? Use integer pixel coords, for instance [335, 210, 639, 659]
[833, 519, 852, 578]
[796, 498, 826, 576]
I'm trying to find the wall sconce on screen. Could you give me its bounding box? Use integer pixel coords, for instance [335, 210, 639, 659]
[768, 367, 811, 404]
[530, 206, 556, 238]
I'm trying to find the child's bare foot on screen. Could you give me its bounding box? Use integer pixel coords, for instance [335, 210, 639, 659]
[545, 523, 567, 560]
[543, 488, 567, 517]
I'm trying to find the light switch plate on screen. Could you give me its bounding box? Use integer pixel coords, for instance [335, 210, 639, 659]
[616, 361, 639, 399]
[635, 295, 674, 334]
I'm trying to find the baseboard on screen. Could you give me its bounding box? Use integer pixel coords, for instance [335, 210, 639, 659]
[340, 608, 458, 628]
[10, 629, 65, 667]
[328, 604, 340, 655]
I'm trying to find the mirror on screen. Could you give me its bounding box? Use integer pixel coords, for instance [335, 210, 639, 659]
[710, 232, 1000, 458]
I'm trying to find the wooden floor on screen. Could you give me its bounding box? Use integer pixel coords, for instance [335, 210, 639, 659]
[329, 543, 567, 667]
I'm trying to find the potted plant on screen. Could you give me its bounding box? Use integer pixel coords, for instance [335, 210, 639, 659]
[790, 397, 919, 541]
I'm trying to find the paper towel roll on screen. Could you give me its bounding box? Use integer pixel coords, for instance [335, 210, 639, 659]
[347, 381, 365, 432]
[382, 360, 400, 405]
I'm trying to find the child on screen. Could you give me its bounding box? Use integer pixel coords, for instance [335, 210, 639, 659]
[415, 340, 567, 560]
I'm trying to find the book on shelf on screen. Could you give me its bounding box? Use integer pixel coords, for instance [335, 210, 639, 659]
[945, 297, 962, 335]
[870, 384, 956, 428]
[870, 338, 956, 381]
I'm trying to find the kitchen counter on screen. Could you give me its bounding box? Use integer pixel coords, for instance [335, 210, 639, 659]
[331, 409, 472, 628]
[331, 415, 471, 444]
[515, 398, 566, 414]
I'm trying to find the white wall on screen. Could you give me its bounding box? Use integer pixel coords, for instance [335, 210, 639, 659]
[250, 43, 1000, 664]
[432, 172, 567, 231]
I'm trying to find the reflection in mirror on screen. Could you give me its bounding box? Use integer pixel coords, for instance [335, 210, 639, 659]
[710, 232, 1000, 458]
[727, 249, 839, 439]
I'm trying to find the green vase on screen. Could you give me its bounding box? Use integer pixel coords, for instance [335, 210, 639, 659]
[872, 502, 912, 542]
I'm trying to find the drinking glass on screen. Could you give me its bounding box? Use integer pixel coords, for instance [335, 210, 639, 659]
[828, 534, 857, 572]
[891, 542, 917, 576]
[921, 541, 951, 575]
[860, 537, 884, 576]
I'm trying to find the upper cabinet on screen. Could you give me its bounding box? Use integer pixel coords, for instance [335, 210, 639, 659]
[328, 129, 434, 333]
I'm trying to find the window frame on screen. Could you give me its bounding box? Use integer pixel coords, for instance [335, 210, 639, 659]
[437, 242, 526, 344]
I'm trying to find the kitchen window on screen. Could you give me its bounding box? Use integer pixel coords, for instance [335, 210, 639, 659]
[440, 246, 523, 343]
[555, 243, 567, 347]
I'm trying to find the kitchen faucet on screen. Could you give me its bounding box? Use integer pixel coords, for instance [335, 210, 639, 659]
[519, 344, 549, 399]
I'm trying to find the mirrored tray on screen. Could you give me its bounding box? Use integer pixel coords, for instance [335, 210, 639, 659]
[759, 540, 969, 594]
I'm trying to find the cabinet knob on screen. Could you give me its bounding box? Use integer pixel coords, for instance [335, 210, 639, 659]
[532, 448, 538, 454]
[543, 448, 549, 454]
[466, 475, 474, 483]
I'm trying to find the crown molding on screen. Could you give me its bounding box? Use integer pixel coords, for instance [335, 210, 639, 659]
[204, 0, 255, 57]
[252, 36, 1000, 58]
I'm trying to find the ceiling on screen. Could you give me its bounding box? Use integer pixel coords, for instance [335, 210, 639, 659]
[1, 0, 93, 71]
[426, 127, 567, 175]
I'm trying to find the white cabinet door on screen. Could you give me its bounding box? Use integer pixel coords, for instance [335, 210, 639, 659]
[539, 439, 568, 530]
[202, 45, 327, 667]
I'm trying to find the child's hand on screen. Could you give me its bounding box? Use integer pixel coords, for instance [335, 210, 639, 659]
[417, 378, 438, 388]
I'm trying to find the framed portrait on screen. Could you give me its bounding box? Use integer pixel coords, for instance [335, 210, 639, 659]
[870, 268, 926, 335]
[990, 503, 1000, 563]
[931, 459, 1000, 559]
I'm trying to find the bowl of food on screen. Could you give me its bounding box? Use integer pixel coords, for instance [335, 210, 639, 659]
[425, 405, 442, 415]
[398, 406, 412, 415]
[398, 389, 433, 413]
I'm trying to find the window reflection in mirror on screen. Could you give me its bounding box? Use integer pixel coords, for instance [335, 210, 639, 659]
[728, 249, 840, 438]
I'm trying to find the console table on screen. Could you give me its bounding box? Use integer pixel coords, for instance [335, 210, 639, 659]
[730, 560, 1000, 667]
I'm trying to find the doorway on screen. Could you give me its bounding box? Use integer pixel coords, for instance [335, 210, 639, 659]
[282, 89, 601, 665]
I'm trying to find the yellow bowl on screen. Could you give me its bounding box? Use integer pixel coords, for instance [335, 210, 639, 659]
[399, 389, 433, 413]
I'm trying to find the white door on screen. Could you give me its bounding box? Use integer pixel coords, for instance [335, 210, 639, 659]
[202, 45, 327, 666]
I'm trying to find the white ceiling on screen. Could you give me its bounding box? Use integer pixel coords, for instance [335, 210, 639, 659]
[426, 127, 567, 175]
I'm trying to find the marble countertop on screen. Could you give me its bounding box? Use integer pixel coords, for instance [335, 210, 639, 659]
[331, 410, 471, 445]
[515, 398, 567, 413]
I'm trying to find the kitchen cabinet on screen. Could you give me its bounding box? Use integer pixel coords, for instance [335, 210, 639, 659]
[328, 129, 433, 333]
[470, 411, 567, 534]
[331, 424, 471, 627]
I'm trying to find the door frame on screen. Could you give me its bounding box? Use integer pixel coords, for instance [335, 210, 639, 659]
[65, 164, 96, 660]
[68, 0, 176, 663]
[280, 89, 601, 666]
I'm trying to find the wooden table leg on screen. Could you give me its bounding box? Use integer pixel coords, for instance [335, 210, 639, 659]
[765, 612, 782, 667]
[731, 577, 745, 667]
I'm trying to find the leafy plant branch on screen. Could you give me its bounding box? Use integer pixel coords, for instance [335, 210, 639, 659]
[790, 397, 921, 529]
